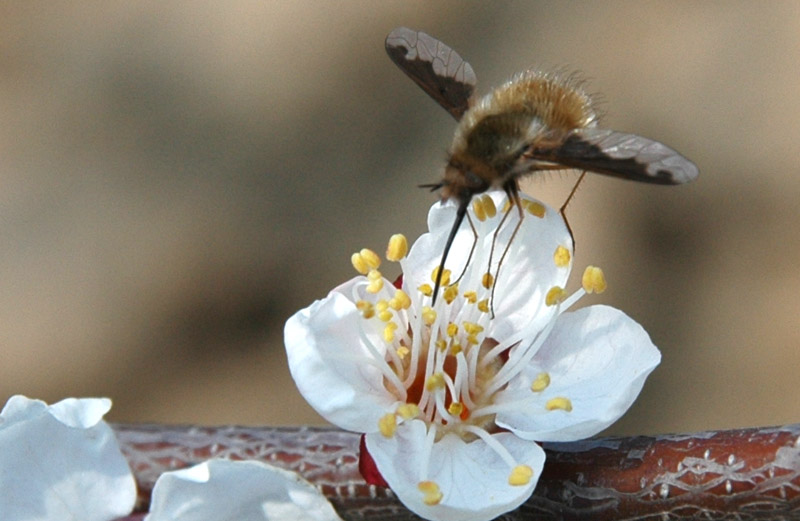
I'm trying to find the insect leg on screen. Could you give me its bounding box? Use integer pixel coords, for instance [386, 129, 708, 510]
[485, 199, 514, 286]
[559, 170, 587, 249]
[451, 212, 478, 286]
[489, 183, 525, 317]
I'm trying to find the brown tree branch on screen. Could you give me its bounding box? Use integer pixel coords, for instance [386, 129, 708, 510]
[113, 423, 800, 520]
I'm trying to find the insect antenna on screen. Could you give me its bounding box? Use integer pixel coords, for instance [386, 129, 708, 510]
[419, 182, 444, 192]
[431, 198, 469, 305]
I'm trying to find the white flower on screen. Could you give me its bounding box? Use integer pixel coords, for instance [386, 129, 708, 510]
[285, 193, 661, 521]
[0, 395, 136, 521]
[145, 459, 343, 521]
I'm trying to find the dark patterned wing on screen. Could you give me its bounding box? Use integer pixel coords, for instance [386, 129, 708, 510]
[528, 128, 699, 185]
[385, 27, 477, 121]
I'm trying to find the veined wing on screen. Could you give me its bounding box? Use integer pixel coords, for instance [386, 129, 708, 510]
[385, 27, 476, 120]
[526, 128, 699, 185]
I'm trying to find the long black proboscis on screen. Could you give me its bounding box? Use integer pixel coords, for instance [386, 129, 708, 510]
[432, 199, 469, 305]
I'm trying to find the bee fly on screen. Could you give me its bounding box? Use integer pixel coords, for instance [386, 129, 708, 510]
[385, 27, 699, 306]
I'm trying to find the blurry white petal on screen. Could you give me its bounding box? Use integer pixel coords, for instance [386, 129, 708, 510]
[146, 459, 342, 521]
[0, 395, 136, 521]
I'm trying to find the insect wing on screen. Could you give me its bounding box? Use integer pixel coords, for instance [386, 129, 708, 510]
[385, 27, 477, 120]
[528, 128, 699, 185]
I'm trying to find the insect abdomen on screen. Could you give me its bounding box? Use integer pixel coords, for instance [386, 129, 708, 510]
[491, 72, 596, 132]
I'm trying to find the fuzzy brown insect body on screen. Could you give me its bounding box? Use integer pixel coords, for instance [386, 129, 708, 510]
[441, 72, 597, 204]
[386, 27, 698, 304]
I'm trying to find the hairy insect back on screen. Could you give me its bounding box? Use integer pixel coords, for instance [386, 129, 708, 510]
[453, 72, 597, 160]
[448, 72, 596, 190]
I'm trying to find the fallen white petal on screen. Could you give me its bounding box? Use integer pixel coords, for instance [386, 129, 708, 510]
[0, 395, 136, 521]
[146, 459, 343, 521]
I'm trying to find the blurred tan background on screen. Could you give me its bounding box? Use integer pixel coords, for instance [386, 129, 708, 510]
[2, 2, 798, 436]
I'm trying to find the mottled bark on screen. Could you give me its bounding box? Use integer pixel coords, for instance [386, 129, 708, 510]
[114, 423, 800, 520]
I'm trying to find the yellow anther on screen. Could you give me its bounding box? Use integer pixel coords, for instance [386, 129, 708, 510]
[383, 322, 398, 343]
[396, 346, 410, 359]
[351, 253, 369, 275]
[425, 373, 445, 392]
[448, 402, 464, 416]
[366, 269, 384, 294]
[360, 248, 381, 269]
[435, 338, 447, 351]
[378, 413, 397, 438]
[472, 198, 487, 222]
[508, 464, 534, 486]
[418, 481, 443, 505]
[386, 234, 408, 262]
[443, 284, 459, 304]
[462, 322, 483, 335]
[525, 200, 546, 218]
[477, 299, 490, 313]
[378, 310, 393, 322]
[418, 283, 433, 297]
[390, 289, 411, 310]
[545, 286, 567, 306]
[431, 266, 451, 287]
[397, 403, 419, 419]
[502, 199, 512, 213]
[553, 245, 571, 268]
[482, 272, 494, 289]
[422, 306, 437, 326]
[582, 266, 607, 294]
[480, 194, 497, 218]
[355, 300, 374, 319]
[530, 372, 551, 392]
[376, 300, 389, 312]
[449, 341, 463, 355]
[546, 397, 573, 412]
[463, 290, 477, 303]
[466, 334, 479, 346]
[446, 322, 459, 338]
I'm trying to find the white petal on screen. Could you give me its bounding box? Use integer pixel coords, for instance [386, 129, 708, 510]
[0, 395, 136, 521]
[146, 459, 343, 521]
[285, 278, 399, 433]
[484, 195, 572, 341]
[403, 199, 475, 296]
[496, 305, 661, 441]
[405, 193, 572, 340]
[48, 396, 112, 428]
[365, 420, 545, 521]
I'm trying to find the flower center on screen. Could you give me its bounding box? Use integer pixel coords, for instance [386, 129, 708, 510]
[355, 256, 515, 439]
